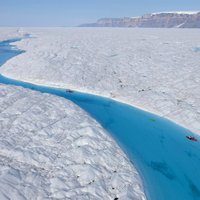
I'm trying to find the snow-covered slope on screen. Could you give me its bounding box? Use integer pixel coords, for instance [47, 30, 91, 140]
[151, 11, 200, 15]
[0, 84, 146, 200]
[1, 28, 200, 134]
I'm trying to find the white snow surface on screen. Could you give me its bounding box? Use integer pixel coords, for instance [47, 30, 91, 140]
[0, 84, 146, 200]
[1, 28, 200, 134]
[0, 28, 28, 41]
[151, 11, 200, 15]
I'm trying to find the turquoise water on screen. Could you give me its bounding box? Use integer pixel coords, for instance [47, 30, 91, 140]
[1, 39, 200, 200]
[194, 47, 200, 52]
[0, 39, 25, 66]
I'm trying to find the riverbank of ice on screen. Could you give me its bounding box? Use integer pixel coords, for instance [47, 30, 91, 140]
[0, 28, 200, 134]
[0, 84, 146, 200]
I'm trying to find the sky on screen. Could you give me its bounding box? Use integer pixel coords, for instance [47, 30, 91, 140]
[0, 0, 200, 27]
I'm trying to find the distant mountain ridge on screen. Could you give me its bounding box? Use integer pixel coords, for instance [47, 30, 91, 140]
[80, 11, 200, 28]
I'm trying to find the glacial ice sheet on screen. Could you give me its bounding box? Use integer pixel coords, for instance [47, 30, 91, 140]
[0, 28, 200, 134]
[0, 84, 146, 200]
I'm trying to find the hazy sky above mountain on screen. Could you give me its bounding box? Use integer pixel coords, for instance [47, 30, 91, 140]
[0, 0, 200, 26]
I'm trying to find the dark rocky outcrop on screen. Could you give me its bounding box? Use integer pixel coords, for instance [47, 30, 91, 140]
[80, 12, 200, 28]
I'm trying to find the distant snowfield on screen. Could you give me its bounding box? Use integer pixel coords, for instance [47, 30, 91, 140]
[0, 28, 26, 41]
[0, 84, 146, 200]
[151, 11, 200, 15]
[0, 28, 200, 134]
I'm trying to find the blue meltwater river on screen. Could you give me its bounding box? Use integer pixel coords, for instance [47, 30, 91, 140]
[0, 38, 200, 200]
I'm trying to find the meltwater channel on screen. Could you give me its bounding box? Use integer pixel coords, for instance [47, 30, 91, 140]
[1, 38, 200, 200]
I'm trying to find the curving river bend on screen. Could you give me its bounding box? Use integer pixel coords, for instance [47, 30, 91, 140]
[0, 38, 200, 200]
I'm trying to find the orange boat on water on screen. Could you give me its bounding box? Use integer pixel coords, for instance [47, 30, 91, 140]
[186, 136, 198, 142]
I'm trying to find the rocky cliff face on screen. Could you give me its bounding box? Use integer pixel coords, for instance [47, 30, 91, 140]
[80, 12, 200, 28]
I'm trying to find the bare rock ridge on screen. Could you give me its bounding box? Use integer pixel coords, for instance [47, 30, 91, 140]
[80, 11, 200, 28]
